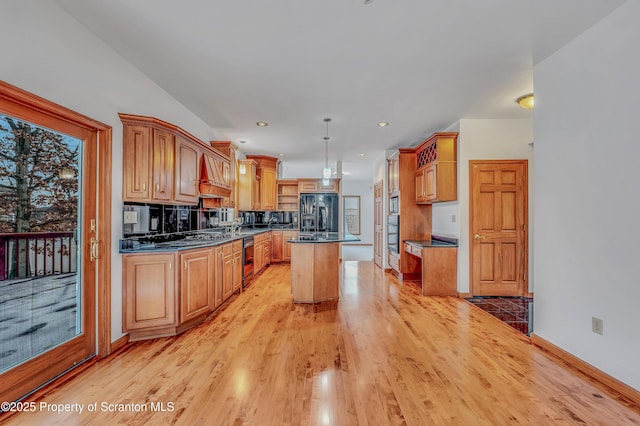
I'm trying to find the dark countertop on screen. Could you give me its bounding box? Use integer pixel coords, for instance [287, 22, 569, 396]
[288, 232, 360, 244]
[120, 228, 276, 253]
[404, 236, 458, 248]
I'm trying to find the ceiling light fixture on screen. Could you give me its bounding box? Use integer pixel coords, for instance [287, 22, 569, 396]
[322, 118, 332, 183]
[239, 140, 247, 144]
[377, 122, 389, 127]
[516, 93, 534, 109]
[360, 153, 366, 157]
[256, 121, 268, 127]
[279, 153, 285, 157]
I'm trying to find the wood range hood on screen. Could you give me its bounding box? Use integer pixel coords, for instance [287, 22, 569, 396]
[199, 152, 231, 198]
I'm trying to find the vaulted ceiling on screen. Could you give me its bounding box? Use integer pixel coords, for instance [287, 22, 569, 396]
[55, 0, 625, 180]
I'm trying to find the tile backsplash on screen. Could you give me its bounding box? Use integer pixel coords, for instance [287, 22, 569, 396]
[123, 203, 227, 237]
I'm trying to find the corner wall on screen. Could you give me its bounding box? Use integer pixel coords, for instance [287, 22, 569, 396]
[432, 118, 534, 293]
[533, 1, 640, 390]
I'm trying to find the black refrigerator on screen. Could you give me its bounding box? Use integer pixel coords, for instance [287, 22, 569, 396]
[299, 193, 339, 233]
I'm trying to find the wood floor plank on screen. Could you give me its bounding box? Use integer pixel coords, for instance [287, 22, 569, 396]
[2, 261, 639, 425]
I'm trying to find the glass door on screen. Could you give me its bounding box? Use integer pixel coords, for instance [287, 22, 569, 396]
[0, 110, 96, 402]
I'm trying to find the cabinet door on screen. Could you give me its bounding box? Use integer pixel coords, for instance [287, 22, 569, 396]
[223, 248, 234, 301]
[123, 253, 176, 331]
[123, 125, 151, 201]
[415, 168, 426, 202]
[255, 240, 264, 272]
[272, 231, 283, 262]
[298, 180, 319, 192]
[283, 231, 296, 261]
[232, 249, 243, 292]
[175, 137, 200, 204]
[264, 235, 272, 265]
[151, 128, 175, 201]
[261, 168, 277, 210]
[424, 164, 437, 201]
[213, 246, 224, 309]
[180, 249, 213, 323]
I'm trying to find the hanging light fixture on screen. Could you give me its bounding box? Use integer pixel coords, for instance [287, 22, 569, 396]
[322, 118, 332, 183]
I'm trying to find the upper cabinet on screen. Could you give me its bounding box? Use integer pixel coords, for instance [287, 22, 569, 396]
[120, 114, 231, 206]
[175, 136, 200, 205]
[243, 155, 279, 211]
[414, 132, 458, 204]
[388, 153, 400, 195]
[297, 178, 340, 194]
[237, 159, 259, 211]
[277, 179, 298, 211]
[122, 123, 176, 202]
[210, 141, 238, 209]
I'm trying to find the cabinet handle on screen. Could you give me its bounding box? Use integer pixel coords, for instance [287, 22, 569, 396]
[142, 182, 147, 191]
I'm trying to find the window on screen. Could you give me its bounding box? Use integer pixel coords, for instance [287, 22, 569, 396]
[343, 195, 360, 235]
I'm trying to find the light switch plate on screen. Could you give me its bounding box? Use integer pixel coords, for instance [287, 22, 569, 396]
[123, 211, 138, 224]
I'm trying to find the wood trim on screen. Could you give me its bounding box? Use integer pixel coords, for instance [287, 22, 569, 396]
[0, 80, 113, 394]
[342, 243, 373, 247]
[468, 159, 528, 297]
[530, 333, 640, 407]
[97, 126, 113, 357]
[109, 335, 130, 353]
[457, 292, 472, 299]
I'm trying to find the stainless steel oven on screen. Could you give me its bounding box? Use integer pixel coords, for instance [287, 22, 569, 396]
[387, 214, 399, 253]
[242, 236, 254, 287]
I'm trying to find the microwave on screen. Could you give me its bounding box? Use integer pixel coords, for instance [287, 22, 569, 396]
[389, 196, 399, 214]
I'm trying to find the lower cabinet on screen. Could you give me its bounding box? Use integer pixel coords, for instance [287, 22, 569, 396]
[123, 240, 244, 342]
[272, 231, 283, 262]
[283, 231, 297, 261]
[254, 231, 272, 275]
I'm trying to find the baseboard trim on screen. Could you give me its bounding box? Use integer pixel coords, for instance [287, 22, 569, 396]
[457, 292, 472, 298]
[109, 334, 130, 354]
[530, 333, 640, 407]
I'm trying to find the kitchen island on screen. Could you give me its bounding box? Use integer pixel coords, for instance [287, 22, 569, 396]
[288, 232, 360, 303]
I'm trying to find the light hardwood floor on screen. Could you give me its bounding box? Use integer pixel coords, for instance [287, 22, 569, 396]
[3, 261, 639, 425]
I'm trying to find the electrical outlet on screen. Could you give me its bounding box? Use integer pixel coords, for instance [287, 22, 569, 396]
[451, 214, 456, 223]
[592, 317, 603, 335]
[123, 211, 138, 224]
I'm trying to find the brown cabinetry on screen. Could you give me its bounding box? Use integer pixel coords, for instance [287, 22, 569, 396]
[123, 240, 243, 341]
[414, 132, 458, 203]
[238, 160, 259, 211]
[175, 136, 200, 204]
[298, 178, 340, 193]
[283, 231, 297, 261]
[277, 179, 299, 211]
[246, 155, 278, 211]
[122, 123, 175, 203]
[386, 149, 432, 281]
[209, 141, 237, 208]
[254, 231, 273, 275]
[123, 253, 177, 334]
[272, 231, 283, 262]
[200, 151, 232, 198]
[179, 248, 213, 323]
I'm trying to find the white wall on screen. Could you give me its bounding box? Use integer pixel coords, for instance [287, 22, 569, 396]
[432, 118, 534, 294]
[341, 179, 374, 245]
[0, 1, 219, 343]
[533, 1, 640, 390]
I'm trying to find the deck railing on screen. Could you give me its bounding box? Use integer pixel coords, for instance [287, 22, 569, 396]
[0, 232, 77, 281]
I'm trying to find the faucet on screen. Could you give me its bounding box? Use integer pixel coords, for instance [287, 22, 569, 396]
[231, 219, 242, 236]
[268, 217, 278, 228]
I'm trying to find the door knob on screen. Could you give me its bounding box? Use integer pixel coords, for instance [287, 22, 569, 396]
[474, 234, 486, 240]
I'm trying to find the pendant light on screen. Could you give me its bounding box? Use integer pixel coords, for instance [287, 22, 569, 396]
[322, 118, 332, 182]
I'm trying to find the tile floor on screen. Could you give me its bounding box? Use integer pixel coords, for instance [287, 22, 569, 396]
[465, 297, 533, 335]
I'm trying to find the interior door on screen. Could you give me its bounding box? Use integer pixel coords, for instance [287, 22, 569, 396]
[374, 181, 383, 268]
[470, 160, 528, 296]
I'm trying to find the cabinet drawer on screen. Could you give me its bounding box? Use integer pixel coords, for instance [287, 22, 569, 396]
[388, 252, 399, 271]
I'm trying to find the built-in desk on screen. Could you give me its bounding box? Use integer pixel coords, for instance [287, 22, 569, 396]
[288, 233, 360, 303]
[404, 237, 458, 296]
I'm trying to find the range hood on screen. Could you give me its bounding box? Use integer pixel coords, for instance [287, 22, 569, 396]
[199, 152, 231, 198]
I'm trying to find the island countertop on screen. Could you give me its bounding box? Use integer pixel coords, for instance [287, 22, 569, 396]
[288, 232, 360, 244]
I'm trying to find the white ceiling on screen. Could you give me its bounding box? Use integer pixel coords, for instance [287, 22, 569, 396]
[55, 0, 625, 180]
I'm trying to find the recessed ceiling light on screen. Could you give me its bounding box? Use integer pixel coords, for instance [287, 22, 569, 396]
[239, 140, 247, 144]
[278, 153, 285, 156]
[360, 153, 367, 157]
[256, 122, 268, 127]
[377, 122, 389, 127]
